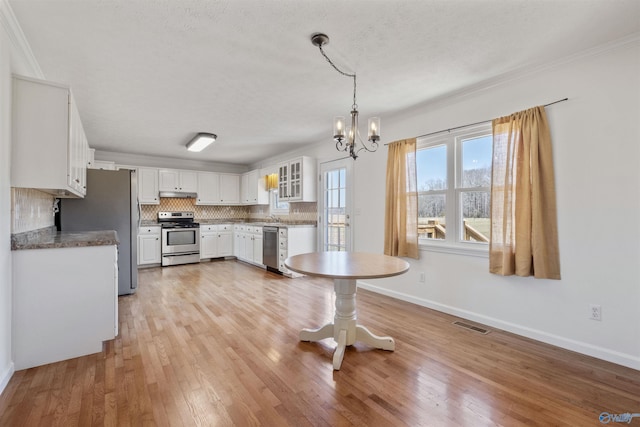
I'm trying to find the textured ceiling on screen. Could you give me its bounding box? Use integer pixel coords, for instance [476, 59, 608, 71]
[8, 0, 640, 166]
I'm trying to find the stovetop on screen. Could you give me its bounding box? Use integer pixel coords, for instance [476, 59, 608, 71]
[160, 222, 200, 229]
[157, 211, 198, 228]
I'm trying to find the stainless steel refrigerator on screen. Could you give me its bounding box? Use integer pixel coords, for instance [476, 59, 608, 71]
[60, 169, 139, 295]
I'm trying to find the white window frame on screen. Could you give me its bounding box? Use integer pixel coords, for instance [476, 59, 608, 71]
[417, 123, 492, 257]
[269, 189, 289, 215]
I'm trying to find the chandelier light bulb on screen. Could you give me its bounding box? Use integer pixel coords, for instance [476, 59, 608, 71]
[334, 116, 346, 141]
[368, 117, 380, 142]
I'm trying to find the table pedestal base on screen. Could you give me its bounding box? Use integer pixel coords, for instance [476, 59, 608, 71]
[299, 278, 395, 370]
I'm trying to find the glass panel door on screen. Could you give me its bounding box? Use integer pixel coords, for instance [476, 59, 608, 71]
[319, 158, 352, 252]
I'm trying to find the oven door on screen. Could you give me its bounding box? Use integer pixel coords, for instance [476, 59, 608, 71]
[161, 227, 200, 255]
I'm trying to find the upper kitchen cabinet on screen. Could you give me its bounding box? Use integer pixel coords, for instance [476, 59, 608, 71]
[196, 172, 239, 205]
[278, 156, 316, 202]
[220, 174, 240, 204]
[158, 169, 198, 193]
[138, 167, 159, 204]
[196, 172, 219, 205]
[241, 169, 269, 205]
[12, 75, 89, 198]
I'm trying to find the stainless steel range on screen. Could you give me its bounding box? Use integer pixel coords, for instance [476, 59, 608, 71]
[158, 211, 201, 266]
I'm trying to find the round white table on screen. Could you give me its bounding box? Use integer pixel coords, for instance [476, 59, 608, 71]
[285, 251, 410, 370]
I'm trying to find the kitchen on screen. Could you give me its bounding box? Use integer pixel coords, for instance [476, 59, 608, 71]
[2, 1, 640, 425]
[9, 74, 320, 366]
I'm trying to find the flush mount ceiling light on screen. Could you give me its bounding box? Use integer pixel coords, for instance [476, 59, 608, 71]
[186, 132, 217, 152]
[311, 33, 379, 160]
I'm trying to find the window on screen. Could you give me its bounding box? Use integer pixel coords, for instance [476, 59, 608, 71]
[416, 124, 492, 252]
[270, 189, 289, 214]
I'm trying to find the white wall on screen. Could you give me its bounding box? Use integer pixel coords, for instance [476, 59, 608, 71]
[95, 150, 248, 174]
[0, 0, 45, 394]
[353, 39, 639, 369]
[256, 38, 640, 370]
[0, 7, 14, 394]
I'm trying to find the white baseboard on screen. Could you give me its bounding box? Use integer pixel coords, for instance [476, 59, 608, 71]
[357, 280, 640, 371]
[0, 362, 15, 396]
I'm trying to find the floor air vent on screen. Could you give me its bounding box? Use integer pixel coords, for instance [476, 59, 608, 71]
[452, 320, 490, 334]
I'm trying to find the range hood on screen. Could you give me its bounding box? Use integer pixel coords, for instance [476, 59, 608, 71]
[159, 191, 197, 199]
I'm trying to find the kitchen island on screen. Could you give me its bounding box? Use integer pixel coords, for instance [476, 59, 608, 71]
[11, 227, 119, 370]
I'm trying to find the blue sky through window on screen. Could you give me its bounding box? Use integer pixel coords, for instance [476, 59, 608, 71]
[417, 135, 492, 189]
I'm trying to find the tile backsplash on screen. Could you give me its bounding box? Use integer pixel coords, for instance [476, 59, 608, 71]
[141, 198, 317, 223]
[248, 202, 317, 222]
[11, 188, 56, 233]
[11, 190, 318, 233]
[140, 198, 248, 221]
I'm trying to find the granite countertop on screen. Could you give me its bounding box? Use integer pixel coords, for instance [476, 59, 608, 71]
[198, 219, 316, 228]
[11, 226, 119, 250]
[141, 219, 316, 228]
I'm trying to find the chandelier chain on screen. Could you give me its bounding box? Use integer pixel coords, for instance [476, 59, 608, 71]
[318, 45, 357, 109]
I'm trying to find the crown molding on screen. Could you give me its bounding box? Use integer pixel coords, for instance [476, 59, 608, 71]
[0, 0, 43, 78]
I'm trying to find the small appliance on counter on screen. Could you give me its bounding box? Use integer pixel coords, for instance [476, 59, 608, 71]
[158, 211, 201, 266]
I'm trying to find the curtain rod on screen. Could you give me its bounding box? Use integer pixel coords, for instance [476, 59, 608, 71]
[384, 97, 568, 144]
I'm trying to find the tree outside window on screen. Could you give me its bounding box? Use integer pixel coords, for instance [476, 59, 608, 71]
[416, 124, 492, 249]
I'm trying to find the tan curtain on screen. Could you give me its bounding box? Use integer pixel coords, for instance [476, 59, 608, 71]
[384, 138, 419, 259]
[490, 106, 561, 279]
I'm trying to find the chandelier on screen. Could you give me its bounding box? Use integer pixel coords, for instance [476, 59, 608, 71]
[311, 33, 379, 160]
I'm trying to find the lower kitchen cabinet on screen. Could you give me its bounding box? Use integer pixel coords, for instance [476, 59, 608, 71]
[12, 244, 118, 370]
[200, 224, 233, 259]
[278, 226, 317, 277]
[138, 226, 161, 265]
[234, 224, 263, 266]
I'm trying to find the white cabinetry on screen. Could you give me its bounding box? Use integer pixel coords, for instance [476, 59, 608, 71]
[159, 169, 198, 193]
[277, 156, 316, 202]
[234, 224, 263, 265]
[138, 168, 159, 204]
[234, 225, 247, 260]
[253, 227, 264, 265]
[200, 224, 233, 259]
[12, 245, 118, 370]
[138, 226, 161, 265]
[278, 226, 317, 277]
[220, 174, 240, 204]
[196, 172, 220, 205]
[12, 75, 89, 198]
[196, 172, 240, 205]
[241, 169, 269, 205]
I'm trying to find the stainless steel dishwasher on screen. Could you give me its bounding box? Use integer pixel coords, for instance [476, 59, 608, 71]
[263, 226, 279, 272]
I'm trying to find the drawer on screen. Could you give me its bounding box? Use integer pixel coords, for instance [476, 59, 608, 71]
[279, 251, 288, 260]
[200, 224, 217, 232]
[218, 224, 232, 232]
[138, 226, 160, 235]
[279, 260, 289, 272]
[278, 238, 288, 249]
[278, 228, 288, 238]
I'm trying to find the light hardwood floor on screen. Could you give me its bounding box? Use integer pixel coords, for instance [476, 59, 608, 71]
[1, 260, 639, 426]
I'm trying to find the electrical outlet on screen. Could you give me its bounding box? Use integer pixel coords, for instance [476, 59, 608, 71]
[589, 304, 602, 321]
[419, 272, 426, 283]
